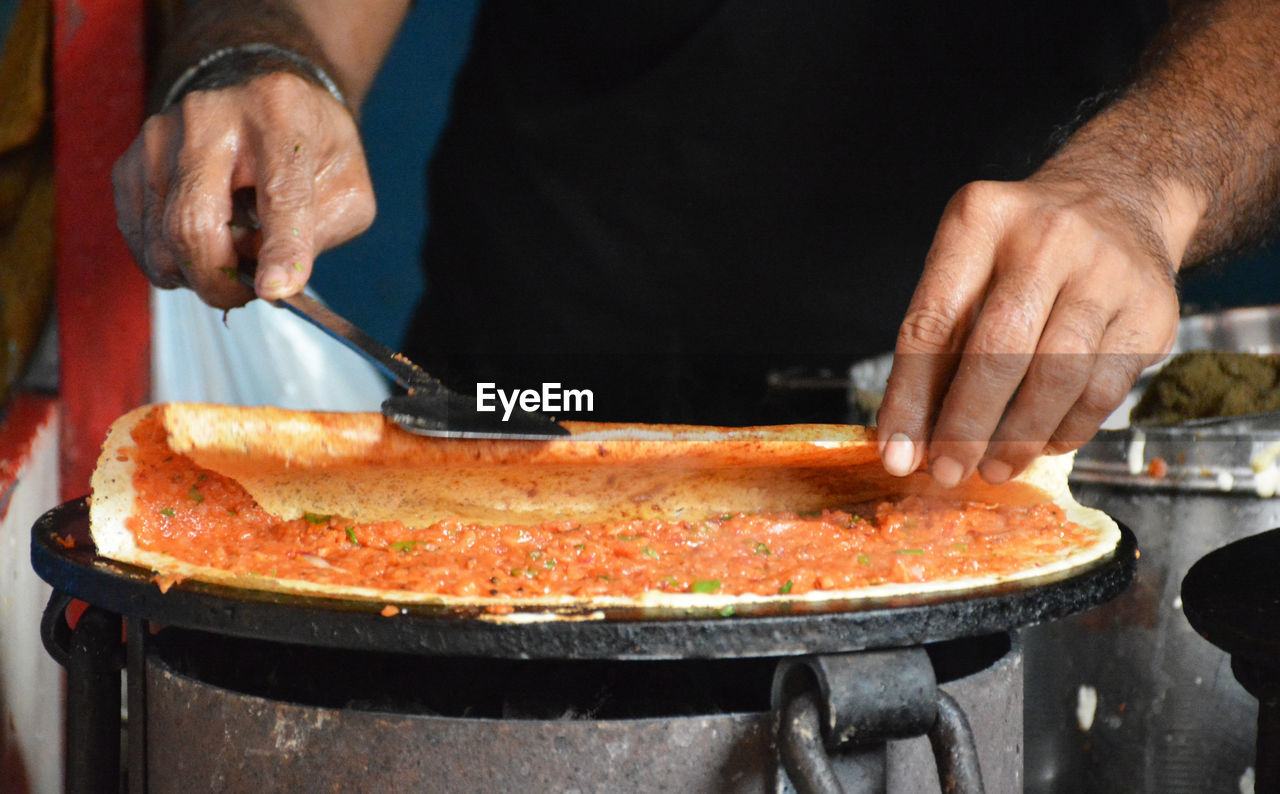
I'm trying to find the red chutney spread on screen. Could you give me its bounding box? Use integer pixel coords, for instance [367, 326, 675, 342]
[122, 413, 1094, 599]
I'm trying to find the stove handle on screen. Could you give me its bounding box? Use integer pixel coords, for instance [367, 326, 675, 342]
[39, 589, 74, 667]
[928, 690, 985, 794]
[778, 689, 848, 794]
[773, 650, 986, 794]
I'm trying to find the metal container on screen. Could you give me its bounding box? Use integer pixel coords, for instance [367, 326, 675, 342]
[848, 305, 1280, 792]
[1023, 487, 1275, 793]
[1029, 307, 1280, 793]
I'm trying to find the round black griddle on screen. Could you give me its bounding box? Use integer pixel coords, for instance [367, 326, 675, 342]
[32, 498, 1135, 660]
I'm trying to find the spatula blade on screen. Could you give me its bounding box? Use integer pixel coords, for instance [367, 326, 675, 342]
[381, 390, 571, 440]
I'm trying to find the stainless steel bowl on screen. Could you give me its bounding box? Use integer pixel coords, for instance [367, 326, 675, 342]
[1102, 304, 1280, 428]
[1076, 305, 1280, 493]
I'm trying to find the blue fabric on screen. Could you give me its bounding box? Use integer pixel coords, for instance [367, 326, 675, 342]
[310, 0, 480, 347]
[0, 0, 18, 46]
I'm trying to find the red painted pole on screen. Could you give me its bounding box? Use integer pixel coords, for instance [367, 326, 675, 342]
[53, 0, 150, 501]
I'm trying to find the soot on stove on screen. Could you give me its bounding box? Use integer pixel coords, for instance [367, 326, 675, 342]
[152, 628, 1010, 721]
[152, 627, 778, 719]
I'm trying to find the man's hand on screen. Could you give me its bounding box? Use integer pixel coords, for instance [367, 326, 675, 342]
[112, 72, 375, 309]
[877, 177, 1184, 487]
[875, 0, 1280, 486]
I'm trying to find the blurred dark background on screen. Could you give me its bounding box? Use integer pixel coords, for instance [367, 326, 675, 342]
[312, 0, 1280, 350]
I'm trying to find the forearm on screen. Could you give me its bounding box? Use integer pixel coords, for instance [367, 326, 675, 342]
[1035, 0, 1280, 271]
[152, 0, 409, 112]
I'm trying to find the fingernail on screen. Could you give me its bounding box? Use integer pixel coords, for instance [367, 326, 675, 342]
[882, 433, 916, 476]
[257, 264, 290, 296]
[979, 459, 1013, 485]
[932, 456, 966, 489]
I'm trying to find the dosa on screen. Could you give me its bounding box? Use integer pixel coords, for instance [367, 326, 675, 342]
[88, 404, 1120, 613]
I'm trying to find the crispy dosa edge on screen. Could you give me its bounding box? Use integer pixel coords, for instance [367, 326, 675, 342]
[89, 403, 1121, 612]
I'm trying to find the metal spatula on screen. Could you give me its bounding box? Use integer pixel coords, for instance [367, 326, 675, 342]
[229, 191, 568, 439]
[266, 289, 569, 439]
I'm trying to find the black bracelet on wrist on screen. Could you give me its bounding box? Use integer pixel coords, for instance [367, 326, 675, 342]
[160, 42, 346, 111]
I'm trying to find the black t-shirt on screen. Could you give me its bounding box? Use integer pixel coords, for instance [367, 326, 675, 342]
[408, 0, 1167, 424]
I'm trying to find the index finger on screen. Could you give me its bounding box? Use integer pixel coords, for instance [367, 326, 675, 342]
[877, 183, 1004, 476]
[246, 137, 319, 299]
